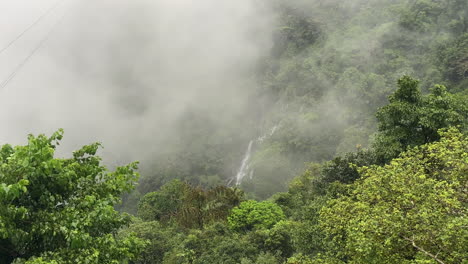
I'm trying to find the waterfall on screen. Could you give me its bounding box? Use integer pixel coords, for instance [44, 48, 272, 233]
[257, 125, 278, 142]
[234, 124, 280, 186]
[235, 140, 253, 185]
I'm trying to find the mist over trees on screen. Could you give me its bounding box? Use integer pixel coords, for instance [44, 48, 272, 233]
[0, 0, 467, 263]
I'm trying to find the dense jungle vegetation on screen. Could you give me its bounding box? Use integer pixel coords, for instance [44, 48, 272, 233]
[1, 0, 467, 263]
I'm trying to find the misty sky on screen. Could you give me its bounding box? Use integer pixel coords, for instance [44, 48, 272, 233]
[1, 0, 71, 142]
[0, 0, 273, 163]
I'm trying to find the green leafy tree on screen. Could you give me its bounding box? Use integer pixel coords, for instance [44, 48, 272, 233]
[374, 76, 424, 163]
[247, 220, 295, 259]
[374, 76, 467, 163]
[273, 165, 345, 258]
[320, 148, 377, 186]
[320, 128, 468, 264]
[137, 180, 190, 222]
[119, 220, 179, 264]
[0, 130, 145, 264]
[228, 200, 285, 232]
[161, 223, 258, 264]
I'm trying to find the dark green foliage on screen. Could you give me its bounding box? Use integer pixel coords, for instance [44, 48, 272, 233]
[374, 76, 424, 162]
[272, 6, 323, 56]
[399, 0, 467, 34]
[320, 149, 377, 186]
[176, 185, 244, 229]
[192, 235, 258, 264]
[436, 33, 468, 90]
[161, 223, 260, 264]
[138, 180, 244, 229]
[374, 76, 467, 163]
[137, 180, 189, 222]
[119, 220, 176, 264]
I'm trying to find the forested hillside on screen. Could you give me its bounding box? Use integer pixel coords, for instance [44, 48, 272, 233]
[129, 0, 468, 202]
[0, 0, 467, 263]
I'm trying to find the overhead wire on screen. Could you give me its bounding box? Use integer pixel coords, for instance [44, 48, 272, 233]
[0, 0, 73, 92]
[0, 0, 64, 56]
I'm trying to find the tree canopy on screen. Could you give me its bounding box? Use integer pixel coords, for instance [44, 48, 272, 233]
[320, 128, 468, 264]
[0, 130, 145, 264]
[228, 200, 285, 232]
[374, 76, 467, 163]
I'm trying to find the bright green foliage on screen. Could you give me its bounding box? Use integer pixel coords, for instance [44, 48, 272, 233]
[421, 85, 467, 135]
[374, 76, 467, 163]
[320, 128, 468, 263]
[0, 130, 145, 264]
[228, 200, 285, 231]
[285, 254, 314, 264]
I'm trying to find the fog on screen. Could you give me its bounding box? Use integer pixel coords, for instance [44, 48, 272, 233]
[0, 0, 274, 165]
[1, 0, 425, 194]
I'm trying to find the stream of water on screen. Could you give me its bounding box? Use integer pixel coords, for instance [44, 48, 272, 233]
[234, 125, 278, 185]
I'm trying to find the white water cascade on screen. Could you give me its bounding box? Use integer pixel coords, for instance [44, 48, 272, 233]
[234, 124, 279, 186]
[258, 125, 278, 143]
[235, 140, 254, 185]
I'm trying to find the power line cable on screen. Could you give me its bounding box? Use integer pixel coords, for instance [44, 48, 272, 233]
[0, 1, 73, 92]
[0, 0, 64, 56]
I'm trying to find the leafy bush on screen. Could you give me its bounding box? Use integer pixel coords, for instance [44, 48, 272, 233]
[228, 200, 285, 231]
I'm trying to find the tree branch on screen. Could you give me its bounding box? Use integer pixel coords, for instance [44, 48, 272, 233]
[403, 236, 446, 264]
